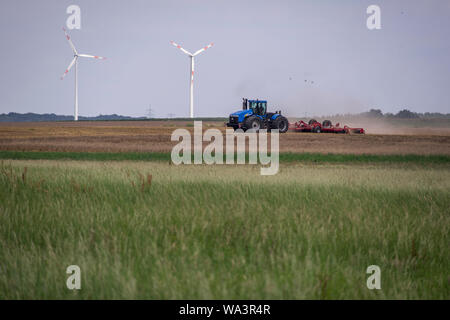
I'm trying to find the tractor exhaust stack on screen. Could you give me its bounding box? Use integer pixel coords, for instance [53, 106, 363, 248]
[242, 98, 248, 110]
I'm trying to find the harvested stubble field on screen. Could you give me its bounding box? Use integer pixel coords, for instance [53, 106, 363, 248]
[0, 119, 449, 155]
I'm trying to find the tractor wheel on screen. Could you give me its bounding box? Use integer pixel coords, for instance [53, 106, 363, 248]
[243, 116, 261, 132]
[308, 119, 318, 125]
[322, 120, 332, 127]
[313, 126, 321, 133]
[272, 116, 289, 133]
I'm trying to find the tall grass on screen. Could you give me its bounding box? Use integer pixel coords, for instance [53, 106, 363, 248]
[0, 160, 448, 299]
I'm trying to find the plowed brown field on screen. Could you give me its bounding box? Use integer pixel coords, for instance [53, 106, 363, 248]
[0, 121, 449, 155]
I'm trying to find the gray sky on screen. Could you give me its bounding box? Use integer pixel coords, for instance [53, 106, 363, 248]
[0, 0, 449, 118]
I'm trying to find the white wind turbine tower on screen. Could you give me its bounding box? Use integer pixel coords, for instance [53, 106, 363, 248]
[170, 41, 213, 118]
[60, 27, 106, 121]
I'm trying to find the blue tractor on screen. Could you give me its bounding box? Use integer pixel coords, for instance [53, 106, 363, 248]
[226, 98, 289, 133]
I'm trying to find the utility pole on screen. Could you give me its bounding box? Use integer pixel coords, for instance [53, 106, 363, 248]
[146, 104, 154, 119]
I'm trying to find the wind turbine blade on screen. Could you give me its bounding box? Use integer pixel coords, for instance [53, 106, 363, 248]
[193, 43, 214, 56]
[78, 54, 107, 60]
[62, 27, 77, 54]
[170, 41, 192, 56]
[60, 57, 77, 80]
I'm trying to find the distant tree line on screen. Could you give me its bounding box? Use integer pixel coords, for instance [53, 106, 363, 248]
[0, 112, 148, 122]
[360, 109, 450, 119]
[0, 112, 227, 122]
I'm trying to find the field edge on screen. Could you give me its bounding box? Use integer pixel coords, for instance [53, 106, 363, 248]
[0, 150, 449, 165]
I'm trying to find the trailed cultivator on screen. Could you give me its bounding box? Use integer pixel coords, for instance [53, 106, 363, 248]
[289, 119, 365, 134]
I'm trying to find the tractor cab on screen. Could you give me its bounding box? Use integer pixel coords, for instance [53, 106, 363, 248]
[243, 99, 267, 116]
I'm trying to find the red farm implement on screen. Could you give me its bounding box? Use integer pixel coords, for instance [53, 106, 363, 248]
[289, 119, 365, 134]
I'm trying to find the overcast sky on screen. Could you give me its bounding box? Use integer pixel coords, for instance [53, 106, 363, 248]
[0, 0, 449, 118]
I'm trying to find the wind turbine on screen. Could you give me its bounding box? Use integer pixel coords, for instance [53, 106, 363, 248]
[60, 27, 106, 121]
[170, 41, 213, 118]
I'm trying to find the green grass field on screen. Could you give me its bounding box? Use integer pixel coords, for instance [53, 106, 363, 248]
[0, 158, 448, 299]
[1, 150, 449, 164]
